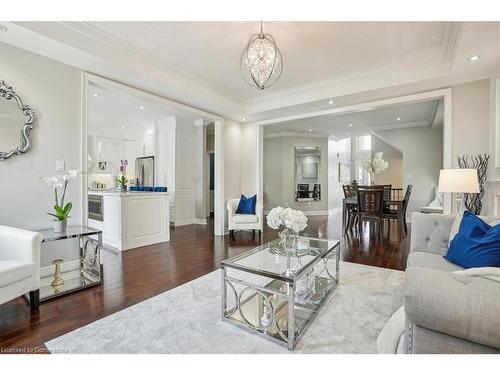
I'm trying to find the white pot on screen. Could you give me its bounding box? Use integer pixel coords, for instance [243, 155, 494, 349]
[53, 219, 67, 233]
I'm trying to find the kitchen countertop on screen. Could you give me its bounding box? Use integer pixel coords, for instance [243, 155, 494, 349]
[88, 190, 171, 197]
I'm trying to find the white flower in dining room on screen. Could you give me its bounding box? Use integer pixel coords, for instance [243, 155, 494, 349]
[361, 152, 389, 175]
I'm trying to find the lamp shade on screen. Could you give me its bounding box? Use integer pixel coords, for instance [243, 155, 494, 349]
[438, 169, 480, 193]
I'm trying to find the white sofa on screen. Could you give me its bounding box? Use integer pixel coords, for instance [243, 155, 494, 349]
[227, 198, 263, 238]
[0, 225, 43, 310]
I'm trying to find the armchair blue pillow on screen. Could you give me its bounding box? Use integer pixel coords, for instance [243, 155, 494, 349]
[445, 211, 500, 268]
[236, 194, 257, 215]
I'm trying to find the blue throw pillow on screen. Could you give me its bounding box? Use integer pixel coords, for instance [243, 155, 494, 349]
[445, 211, 500, 268]
[236, 194, 257, 215]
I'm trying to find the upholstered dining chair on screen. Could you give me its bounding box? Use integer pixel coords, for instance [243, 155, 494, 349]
[356, 185, 385, 238]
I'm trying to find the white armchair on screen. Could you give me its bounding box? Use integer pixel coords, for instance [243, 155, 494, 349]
[227, 198, 263, 238]
[0, 225, 43, 310]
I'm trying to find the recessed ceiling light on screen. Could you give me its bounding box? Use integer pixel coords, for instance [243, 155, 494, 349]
[139, 105, 144, 110]
[397, 117, 401, 121]
[93, 93, 99, 97]
[308, 128, 312, 132]
[468, 55, 480, 62]
[328, 100, 334, 105]
[121, 126, 125, 129]
[242, 117, 246, 121]
[348, 123, 353, 127]
[0, 25, 7, 32]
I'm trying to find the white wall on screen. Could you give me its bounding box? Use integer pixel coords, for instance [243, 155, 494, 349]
[155, 116, 176, 189]
[174, 117, 196, 225]
[0, 42, 82, 229]
[263, 137, 284, 210]
[263, 135, 329, 214]
[328, 138, 351, 210]
[240, 123, 259, 197]
[371, 135, 403, 188]
[224, 120, 242, 228]
[375, 126, 443, 218]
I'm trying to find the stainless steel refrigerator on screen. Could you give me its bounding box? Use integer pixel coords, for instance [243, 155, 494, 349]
[135, 156, 155, 187]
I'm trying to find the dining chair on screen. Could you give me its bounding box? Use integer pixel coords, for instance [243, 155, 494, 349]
[356, 185, 385, 238]
[313, 184, 321, 200]
[383, 185, 413, 236]
[343, 184, 358, 232]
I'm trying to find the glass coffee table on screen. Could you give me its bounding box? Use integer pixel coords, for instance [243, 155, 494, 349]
[221, 237, 340, 350]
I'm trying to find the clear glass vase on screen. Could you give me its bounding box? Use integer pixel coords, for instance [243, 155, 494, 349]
[279, 228, 297, 252]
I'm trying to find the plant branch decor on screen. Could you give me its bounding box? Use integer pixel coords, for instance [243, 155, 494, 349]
[361, 152, 389, 185]
[40, 169, 80, 232]
[457, 154, 490, 215]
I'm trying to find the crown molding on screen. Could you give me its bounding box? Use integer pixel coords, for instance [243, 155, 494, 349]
[263, 131, 329, 140]
[371, 120, 430, 132]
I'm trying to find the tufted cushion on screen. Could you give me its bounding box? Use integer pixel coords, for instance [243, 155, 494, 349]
[410, 213, 455, 256]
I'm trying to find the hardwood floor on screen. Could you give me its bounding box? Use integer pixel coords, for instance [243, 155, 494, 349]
[0, 210, 410, 353]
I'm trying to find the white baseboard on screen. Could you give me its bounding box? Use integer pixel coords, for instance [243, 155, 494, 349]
[174, 217, 206, 226]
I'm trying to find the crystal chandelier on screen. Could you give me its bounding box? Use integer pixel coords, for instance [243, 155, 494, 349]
[240, 22, 283, 90]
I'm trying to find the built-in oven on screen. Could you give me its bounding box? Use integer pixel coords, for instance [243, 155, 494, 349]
[88, 194, 103, 221]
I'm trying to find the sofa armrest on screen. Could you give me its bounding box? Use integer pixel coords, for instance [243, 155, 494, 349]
[410, 212, 455, 256]
[0, 225, 43, 263]
[404, 267, 500, 349]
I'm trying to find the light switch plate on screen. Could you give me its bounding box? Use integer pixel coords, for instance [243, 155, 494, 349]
[56, 160, 65, 171]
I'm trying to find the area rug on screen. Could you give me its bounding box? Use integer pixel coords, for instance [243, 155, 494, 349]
[45, 262, 404, 354]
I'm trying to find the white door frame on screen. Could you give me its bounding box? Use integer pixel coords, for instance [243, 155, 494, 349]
[81, 73, 226, 236]
[256, 88, 453, 214]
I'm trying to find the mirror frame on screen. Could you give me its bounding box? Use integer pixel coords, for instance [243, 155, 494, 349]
[0, 80, 35, 160]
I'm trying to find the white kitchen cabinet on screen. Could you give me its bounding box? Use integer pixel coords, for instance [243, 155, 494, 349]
[142, 133, 155, 156]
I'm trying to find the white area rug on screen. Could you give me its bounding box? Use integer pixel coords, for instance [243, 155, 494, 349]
[45, 262, 404, 354]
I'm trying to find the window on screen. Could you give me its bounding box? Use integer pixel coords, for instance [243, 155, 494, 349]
[357, 135, 371, 151]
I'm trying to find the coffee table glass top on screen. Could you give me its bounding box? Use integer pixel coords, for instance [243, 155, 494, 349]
[222, 237, 339, 281]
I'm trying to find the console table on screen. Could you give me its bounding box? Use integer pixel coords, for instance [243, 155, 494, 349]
[37, 226, 103, 302]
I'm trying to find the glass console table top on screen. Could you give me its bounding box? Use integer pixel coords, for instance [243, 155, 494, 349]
[222, 237, 339, 281]
[37, 225, 102, 242]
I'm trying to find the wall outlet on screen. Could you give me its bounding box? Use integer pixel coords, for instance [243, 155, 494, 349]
[56, 160, 65, 171]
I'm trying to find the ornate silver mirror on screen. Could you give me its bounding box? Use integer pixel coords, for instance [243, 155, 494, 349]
[0, 80, 35, 160]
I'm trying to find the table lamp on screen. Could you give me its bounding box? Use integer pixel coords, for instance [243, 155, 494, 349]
[438, 168, 480, 213]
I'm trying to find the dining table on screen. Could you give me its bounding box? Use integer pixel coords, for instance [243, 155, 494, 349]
[342, 196, 405, 238]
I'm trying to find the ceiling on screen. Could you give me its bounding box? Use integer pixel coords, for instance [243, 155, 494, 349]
[87, 82, 201, 135]
[80, 21, 452, 101]
[264, 98, 443, 140]
[2, 21, 500, 121]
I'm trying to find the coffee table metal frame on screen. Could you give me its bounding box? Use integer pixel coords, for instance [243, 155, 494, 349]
[221, 237, 340, 350]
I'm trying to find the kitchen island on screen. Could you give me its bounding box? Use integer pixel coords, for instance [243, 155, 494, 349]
[88, 191, 171, 251]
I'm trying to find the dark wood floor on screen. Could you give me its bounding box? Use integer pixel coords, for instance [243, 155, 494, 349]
[0, 211, 410, 353]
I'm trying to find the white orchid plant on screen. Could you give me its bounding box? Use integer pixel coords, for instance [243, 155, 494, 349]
[267, 207, 308, 233]
[40, 169, 80, 221]
[361, 152, 389, 175]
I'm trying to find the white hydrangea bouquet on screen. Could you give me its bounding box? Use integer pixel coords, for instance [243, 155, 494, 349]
[267, 207, 308, 252]
[361, 152, 389, 184]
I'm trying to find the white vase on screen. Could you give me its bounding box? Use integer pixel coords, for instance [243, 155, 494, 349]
[53, 219, 67, 233]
